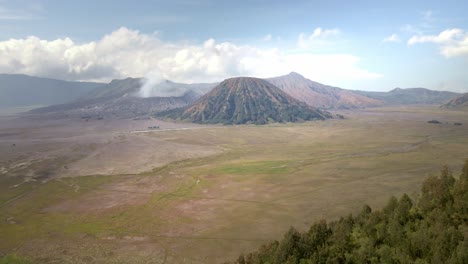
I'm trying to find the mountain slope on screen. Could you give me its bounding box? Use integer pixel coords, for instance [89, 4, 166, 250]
[0, 74, 103, 108]
[441, 93, 468, 109]
[31, 78, 215, 118]
[81, 78, 215, 100]
[355, 87, 460, 105]
[160, 77, 332, 125]
[80, 77, 142, 100]
[266, 72, 383, 109]
[32, 92, 199, 118]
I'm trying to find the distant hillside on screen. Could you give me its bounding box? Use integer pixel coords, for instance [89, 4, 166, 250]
[441, 93, 468, 109]
[159, 77, 332, 125]
[80, 77, 142, 100]
[31, 92, 200, 119]
[0, 74, 103, 108]
[81, 78, 215, 101]
[31, 78, 216, 118]
[266, 72, 383, 109]
[355, 87, 460, 105]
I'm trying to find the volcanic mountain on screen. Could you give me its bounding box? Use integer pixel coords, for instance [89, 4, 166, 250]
[31, 78, 216, 119]
[159, 77, 332, 125]
[441, 93, 468, 109]
[80, 77, 214, 100]
[266, 72, 383, 109]
[0, 74, 103, 108]
[354, 87, 460, 105]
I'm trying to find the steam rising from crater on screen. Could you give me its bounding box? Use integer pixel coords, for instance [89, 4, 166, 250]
[138, 70, 189, 98]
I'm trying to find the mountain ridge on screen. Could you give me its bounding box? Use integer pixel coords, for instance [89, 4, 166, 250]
[3, 73, 463, 118]
[266, 72, 383, 109]
[0, 74, 103, 108]
[354, 87, 460, 105]
[30, 77, 216, 118]
[81, 77, 216, 100]
[441, 93, 468, 109]
[158, 77, 332, 125]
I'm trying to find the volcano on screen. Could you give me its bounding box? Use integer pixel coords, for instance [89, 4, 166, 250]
[159, 77, 332, 125]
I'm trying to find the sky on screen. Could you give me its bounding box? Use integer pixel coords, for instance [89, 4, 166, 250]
[0, 0, 467, 92]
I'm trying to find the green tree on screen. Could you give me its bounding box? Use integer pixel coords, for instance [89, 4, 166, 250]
[274, 227, 301, 264]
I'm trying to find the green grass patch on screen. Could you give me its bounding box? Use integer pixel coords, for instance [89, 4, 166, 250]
[0, 174, 121, 249]
[0, 254, 31, 264]
[0, 178, 33, 205]
[215, 160, 293, 175]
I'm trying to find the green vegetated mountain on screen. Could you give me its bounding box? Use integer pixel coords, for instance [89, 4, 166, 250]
[31, 78, 216, 118]
[231, 161, 468, 264]
[159, 77, 333, 124]
[354, 87, 460, 105]
[442, 93, 468, 109]
[266, 72, 383, 109]
[0, 74, 103, 108]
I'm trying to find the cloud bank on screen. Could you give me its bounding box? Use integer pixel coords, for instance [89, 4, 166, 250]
[408, 28, 468, 57]
[0, 27, 381, 85]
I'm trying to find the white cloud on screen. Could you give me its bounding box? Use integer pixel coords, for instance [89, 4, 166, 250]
[408, 28, 468, 57]
[263, 34, 272, 41]
[400, 10, 436, 36]
[383, 34, 401, 43]
[297, 27, 340, 49]
[242, 53, 382, 81]
[0, 27, 381, 84]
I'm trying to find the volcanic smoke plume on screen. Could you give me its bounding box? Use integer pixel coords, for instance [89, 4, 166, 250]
[138, 70, 188, 98]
